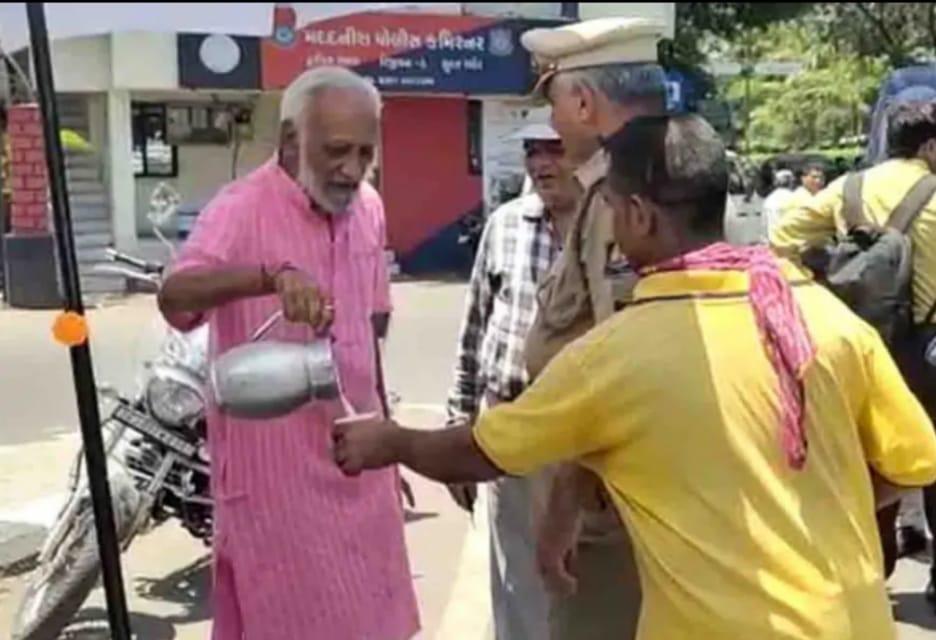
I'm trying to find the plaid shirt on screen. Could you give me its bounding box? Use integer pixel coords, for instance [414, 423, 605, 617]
[446, 193, 562, 425]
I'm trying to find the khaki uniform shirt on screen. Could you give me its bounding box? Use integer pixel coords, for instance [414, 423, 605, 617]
[525, 149, 638, 541]
[526, 150, 637, 377]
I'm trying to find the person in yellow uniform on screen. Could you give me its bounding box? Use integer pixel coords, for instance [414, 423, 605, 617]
[772, 98, 936, 608]
[792, 161, 827, 202]
[333, 114, 936, 639]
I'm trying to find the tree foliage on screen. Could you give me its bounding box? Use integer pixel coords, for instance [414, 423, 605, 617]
[717, 14, 891, 151]
[743, 55, 888, 151]
[819, 3, 936, 67]
[671, 3, 936, 150]
[670, 3, 813, 66]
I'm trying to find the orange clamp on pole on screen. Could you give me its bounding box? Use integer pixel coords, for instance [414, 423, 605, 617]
[52, 311, 89, 347]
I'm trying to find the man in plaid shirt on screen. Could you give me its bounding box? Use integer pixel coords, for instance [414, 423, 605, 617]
[445, 123, 579, 640]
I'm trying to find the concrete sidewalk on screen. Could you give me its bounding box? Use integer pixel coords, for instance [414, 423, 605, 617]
[0, 433, 76, 576]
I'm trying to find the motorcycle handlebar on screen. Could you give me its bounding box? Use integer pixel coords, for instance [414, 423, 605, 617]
[106, 248, 163, 275]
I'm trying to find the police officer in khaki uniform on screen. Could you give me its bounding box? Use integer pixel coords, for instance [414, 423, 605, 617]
[519, 18, 668, 639]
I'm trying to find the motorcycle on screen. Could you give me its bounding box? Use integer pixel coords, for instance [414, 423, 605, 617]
[11, 185, 212, 640]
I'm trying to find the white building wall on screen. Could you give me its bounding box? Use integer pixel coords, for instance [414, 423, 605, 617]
[45, 32, 181, 246]
[133, 92, 280, 233]
[107, 90, 137, 250]
[47, 32, 181, 93]
[50, 36, 111, 92]
[86, 94, 108, 153]
[110, 33, 178, 90]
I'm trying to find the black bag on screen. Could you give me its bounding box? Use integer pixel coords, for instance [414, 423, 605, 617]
[826, 171, 936, 411]
[822, 172, 936, 346]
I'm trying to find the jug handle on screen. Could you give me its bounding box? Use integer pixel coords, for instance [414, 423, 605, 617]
[251, 310, 285, 342]
[250, 305, 335, 343]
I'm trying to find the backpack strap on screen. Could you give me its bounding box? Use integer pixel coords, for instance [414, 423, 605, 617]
[924, 297, 936, 326]
[888, 173, 936, 233]
[842, 171, 866, 230]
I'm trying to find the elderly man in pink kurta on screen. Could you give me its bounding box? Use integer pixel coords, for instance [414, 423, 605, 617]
[158, 67, 419, 640]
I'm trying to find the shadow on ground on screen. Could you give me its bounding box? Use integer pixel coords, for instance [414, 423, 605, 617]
[134, 554, 211, 620]
[63, 609, 178, 639]
[894, 591, 936, 632]
[404, 510, 438, 524]
[64, 554, 213, 638]
[393, 273, 469, 286]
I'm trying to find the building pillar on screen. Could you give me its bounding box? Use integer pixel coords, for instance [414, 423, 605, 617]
[7, 103, 50, 233]
[106, 89, 136, 252]
[3, 102, 60, 308]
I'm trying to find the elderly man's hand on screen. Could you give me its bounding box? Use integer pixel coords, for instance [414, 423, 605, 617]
[332, 413, 397, 476]
[274, 269, 334, 332]
[537, 506, 582, 598]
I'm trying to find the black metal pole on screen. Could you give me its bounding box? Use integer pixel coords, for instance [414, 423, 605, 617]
[25, 5, 133, 639]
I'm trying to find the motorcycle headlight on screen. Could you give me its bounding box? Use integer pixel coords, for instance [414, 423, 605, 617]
[146, 375, 204, 427]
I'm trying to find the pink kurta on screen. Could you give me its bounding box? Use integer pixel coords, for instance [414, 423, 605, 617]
[166, 159, 419, 640]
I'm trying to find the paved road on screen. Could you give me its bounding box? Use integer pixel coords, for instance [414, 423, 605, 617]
[0, 283, 935, 638]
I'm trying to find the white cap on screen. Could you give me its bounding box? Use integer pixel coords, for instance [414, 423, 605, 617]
[510, 123, 561, 141]
[522, 18, 665, 95]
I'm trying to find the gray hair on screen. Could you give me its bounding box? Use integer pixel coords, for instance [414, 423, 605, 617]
[605, 114, 728, 234]
[566, 63, 667, 106]
[280, 66, 381, 124]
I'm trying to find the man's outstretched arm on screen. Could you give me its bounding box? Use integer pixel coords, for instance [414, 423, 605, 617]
[334, 340, 610, 486]
[333, 419, 504, 484]
[159, 266, 271, 316]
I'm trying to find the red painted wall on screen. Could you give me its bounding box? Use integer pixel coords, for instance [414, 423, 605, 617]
[380, 96, 482, 254]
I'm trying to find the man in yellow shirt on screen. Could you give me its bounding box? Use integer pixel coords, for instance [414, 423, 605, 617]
[772, 100, 936, 603]
[797, 161, 827, 199]
[334, 114, 936, 639]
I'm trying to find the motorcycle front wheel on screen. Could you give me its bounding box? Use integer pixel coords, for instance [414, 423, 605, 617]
[11, 476, 142, 640]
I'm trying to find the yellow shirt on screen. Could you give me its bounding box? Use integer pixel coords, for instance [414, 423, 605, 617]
[771, 158, 936, 322]
[776, 186, 814, 224]
[474, 264, 936, 640]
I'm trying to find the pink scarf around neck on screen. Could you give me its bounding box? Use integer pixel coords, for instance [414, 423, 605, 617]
[641, 242, 816, 470]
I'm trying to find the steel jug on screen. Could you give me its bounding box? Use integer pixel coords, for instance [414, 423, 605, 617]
[210, 311, 342, 420]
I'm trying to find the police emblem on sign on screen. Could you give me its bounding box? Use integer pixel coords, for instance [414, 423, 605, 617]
[274, 25, 296, 47]
[488, 28, 514, 57]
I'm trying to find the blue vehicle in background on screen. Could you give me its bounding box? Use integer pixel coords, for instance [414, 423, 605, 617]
[866, 65, 936, 166]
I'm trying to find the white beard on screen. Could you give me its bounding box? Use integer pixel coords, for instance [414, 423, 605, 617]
[296, 130, 355, 216]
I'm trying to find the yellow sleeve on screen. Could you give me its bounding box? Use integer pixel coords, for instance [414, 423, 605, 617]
[473, 340, 618, 477]
[859, 331, 936, 486]
[770, 178, 843, 258]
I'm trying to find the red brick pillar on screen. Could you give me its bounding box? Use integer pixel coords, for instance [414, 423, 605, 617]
[7, 104, 49, 234]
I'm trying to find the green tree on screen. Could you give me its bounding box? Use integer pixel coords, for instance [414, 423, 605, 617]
[670, 3, 813, 66]
[818, 3, 936, 67]
[724, 20, 890, 151]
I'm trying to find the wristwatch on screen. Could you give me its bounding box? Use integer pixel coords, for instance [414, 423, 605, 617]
[260, 261, 297, 293]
